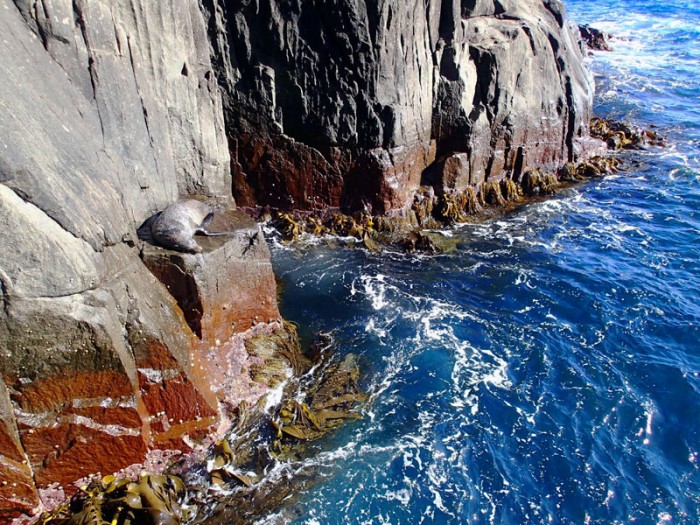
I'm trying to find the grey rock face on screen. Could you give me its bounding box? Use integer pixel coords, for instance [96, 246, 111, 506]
[435, 0, 594, 186]
[206, 0, 593, 212]
[0, 0, 235, 516]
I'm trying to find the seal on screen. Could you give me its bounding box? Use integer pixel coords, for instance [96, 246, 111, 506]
[148, 199, 227, 253]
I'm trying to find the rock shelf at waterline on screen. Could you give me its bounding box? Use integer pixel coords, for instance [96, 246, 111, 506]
[263, 116, 663, 254]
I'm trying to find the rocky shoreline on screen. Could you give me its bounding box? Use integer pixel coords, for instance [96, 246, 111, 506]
[264, 117, 661, 255]
[267, 156, 619, 255]
[36, 324, 366, 525]
[0, 0, 642, 521]
[26, 112, 662, 525]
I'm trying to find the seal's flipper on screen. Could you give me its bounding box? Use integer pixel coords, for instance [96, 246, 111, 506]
[195, 228, 232, 237]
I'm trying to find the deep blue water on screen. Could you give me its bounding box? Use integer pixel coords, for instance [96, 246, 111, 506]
[261, 2, 700, 523]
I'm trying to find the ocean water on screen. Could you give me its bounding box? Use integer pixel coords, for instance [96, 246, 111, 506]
[261, 1, 700, 523]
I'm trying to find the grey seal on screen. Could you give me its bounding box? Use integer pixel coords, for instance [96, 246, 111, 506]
[148, 199, 227, 253]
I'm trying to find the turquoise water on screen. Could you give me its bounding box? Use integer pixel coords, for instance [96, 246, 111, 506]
[262, 2, 700, 523]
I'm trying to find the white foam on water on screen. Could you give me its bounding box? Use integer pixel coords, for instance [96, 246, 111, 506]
[263, 378, 289, 413]
[642, 401, 655, 446]
[361, 273, 390, 310]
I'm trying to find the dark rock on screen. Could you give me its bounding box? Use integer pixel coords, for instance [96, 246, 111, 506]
[205, 0, 595, 213]
[579, 24, 612, 51]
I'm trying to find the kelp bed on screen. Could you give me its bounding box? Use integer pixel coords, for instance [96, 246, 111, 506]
[41, 323, 367, 525]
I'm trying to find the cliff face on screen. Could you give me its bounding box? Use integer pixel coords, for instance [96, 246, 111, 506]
[0, 0, 593, 519]
[0, 0, 275, 519]
[208, 0, 593, 213]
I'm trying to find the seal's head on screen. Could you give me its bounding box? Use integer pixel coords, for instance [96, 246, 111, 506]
[149, 199, 213, 253]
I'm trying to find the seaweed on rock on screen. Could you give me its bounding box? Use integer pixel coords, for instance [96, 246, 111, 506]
[43, 475, 188, 525]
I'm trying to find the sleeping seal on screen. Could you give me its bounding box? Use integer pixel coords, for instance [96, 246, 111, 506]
[149, 199, 226, 253]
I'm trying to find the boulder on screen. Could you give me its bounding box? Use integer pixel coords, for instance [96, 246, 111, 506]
[141, 209, 280, 348]
[579, 24, 612, 52]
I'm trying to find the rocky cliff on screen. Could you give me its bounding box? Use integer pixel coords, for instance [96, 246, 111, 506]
[209, 0, 594, 213]
[0, 0, 594, 520]
[0, 0, 276, 519]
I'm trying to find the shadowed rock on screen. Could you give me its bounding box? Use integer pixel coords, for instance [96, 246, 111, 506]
[579, 24, 612, 51]
[205, 0, 594, 214]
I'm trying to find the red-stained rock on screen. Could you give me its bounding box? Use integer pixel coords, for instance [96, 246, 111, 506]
[0, 238, 283, 517]
[0, 236, 287, 518]
[10, 370, 147, 488]
[233, 133, 438, 215]
[0, 380, 38, 521]
[141, 208, 280, 347]
[429, 153, 471, 194]
[0, 383, 25, 467]
[138, 370, 217, 440]
[8, 371, 134, 416]
[0, 457, 38, 521]
[0, 427, 23, 466]
[232, 134, 345, 210]
[0, 296, 146, 493]
[356, 143, 437, 215]
[21, 424, 147, 488]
